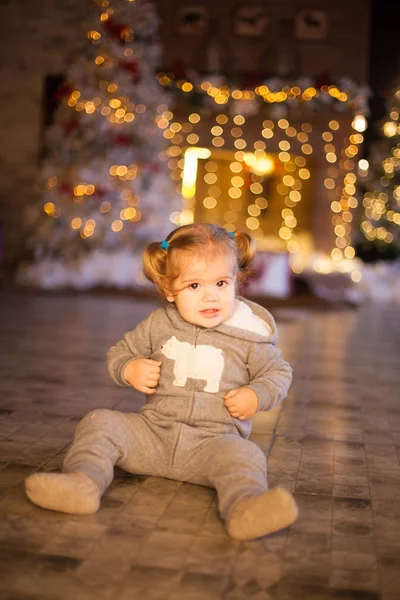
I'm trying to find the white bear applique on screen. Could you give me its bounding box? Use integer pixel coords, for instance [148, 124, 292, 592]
[161, 336, 224, 393]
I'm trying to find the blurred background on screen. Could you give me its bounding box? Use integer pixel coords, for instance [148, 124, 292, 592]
[0, 0, 399, 305]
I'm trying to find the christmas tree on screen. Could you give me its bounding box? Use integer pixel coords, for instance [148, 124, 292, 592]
[357, 85, 400, 261]
[20, 0, 180, 289]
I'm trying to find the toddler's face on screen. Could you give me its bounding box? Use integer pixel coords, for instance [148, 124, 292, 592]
[166, 251, 237, 328]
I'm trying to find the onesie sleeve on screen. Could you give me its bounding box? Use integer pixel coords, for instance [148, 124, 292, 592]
[246, 343, 293, 411]
[106, 312, 155, 386]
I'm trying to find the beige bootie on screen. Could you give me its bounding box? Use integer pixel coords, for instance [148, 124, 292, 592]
[25, 471, 101, 515]
[226, 487, 298, 541]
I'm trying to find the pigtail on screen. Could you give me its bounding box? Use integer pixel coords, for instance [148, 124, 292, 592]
[142, 241, 169, 294]
[231, 230, 256, 286]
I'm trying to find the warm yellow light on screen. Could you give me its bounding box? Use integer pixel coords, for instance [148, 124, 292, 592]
[283, 176, 295, 186]
[212, 137, 225, 147]
[301, 144, 313, 155]
[204, 173, 217, 185]
[230, 162, 242, 173]
[279, 141, 291, 151]
[255, 197, 268, 209]
[352, 114, 367, 132]
[261, 128, 274, 139]
[195, 148, 212, 159]
[279, 227, 291, 240]
[211, 126, 223, 136]
[231, 176, 244, 187]
[289, 191, 301, 202]
[344, 246, 355, 259]
[234, 139, 246, 149]
[278, 119, 289, 129]
[71, 218, 81, 229]
[298, 168, 310, 180]
[182, 149, 198, 199]
[243, 153, 275, 176]
[248, 204, 261, 216]
[187, 134, 199, 145]
[228, 187, 242, 199]
[170, 211, 181, 224]
[74, 184, 86, 196]
[383, 121, 397, 137]
[351, 270, 362, 282]
[44, 202, 55, 215]
[100, 201, 111, 213]
[324, 178, 335, 189]
[203, 197, 217, 209]
[116, 166, 128, 176]
[111, 220, 123, 232]
[246, 217, 259, 230]
[180, 209, 194, 226]
[331, 248, 342, 260]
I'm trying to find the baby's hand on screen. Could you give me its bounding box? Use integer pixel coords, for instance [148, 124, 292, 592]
[123, 358, 162, 395]
[224, 387, 258, 420]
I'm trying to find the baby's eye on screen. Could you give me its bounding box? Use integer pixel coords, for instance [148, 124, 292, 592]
[189, 283, 199, 290]
[216, 280, 227, 287]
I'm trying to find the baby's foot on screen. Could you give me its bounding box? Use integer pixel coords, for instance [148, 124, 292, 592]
[226, 487, 298, 540]
[25, 472, 101, 515]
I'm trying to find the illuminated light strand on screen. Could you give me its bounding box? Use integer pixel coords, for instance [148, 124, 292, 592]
[361, 93, 400, 245]
[156, 73, 368, 115]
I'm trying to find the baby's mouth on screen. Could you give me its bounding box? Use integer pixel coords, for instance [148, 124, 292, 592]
[200, 309, 220, 316]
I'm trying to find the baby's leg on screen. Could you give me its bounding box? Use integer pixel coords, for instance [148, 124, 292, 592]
[25, 409, 139, 514]
[199, 435, 298, 540]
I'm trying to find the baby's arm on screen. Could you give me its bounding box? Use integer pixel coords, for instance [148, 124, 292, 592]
[224, 344, 292, 419]
[107, 312, 160, 393]
[246, 344, 293, 411]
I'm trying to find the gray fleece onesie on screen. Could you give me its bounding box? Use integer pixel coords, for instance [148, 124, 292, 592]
[63, 297, 292, 520]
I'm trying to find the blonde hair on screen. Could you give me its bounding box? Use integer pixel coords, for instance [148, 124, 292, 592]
[143, 223, 255, 296]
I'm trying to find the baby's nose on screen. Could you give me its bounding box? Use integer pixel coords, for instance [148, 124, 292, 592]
[202, 287, 218, 300]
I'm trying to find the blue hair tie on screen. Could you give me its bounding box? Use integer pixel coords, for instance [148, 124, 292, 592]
[161, 240, 169, 250]
[228, 231, 235, 238]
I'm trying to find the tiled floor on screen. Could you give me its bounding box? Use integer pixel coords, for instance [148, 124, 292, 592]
[0, 290, 399, 599]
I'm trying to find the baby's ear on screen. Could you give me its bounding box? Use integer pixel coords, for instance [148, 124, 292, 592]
[163, 287, 175, 303]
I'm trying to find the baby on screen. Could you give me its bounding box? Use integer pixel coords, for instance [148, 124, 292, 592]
[25, 223, 298, 540]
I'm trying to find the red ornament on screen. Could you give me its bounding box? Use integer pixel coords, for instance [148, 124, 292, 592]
[54, 83, 72, 101]
[93, 187, 105, 197]
[120, 60, 140, 82]
[242, 71, 263, 89]
[149, 162, 160, 173]
[103, 18, 126, 40]
[170, 61, 188, 80]
[315, 71, 331, 89]
[113, 134, 134, 146]
[61, 120, 78, 133]
[58, 182, 73, 194]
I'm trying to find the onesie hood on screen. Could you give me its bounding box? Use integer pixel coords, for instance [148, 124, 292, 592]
[217, 297, 278, 344]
